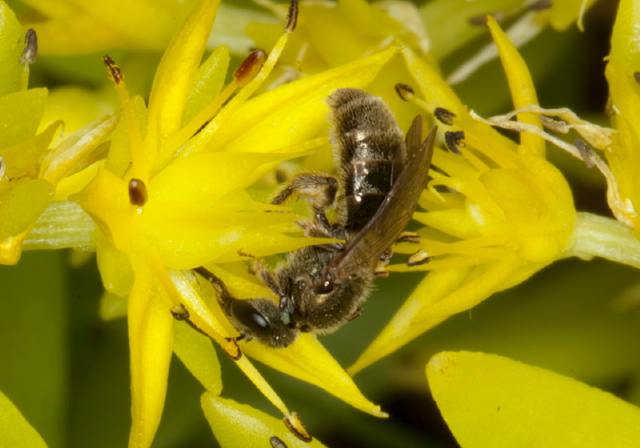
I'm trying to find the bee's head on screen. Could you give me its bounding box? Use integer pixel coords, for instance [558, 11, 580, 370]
[228, 298, 297, 348]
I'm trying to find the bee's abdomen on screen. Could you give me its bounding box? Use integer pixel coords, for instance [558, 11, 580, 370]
[327, 88, 406, 231]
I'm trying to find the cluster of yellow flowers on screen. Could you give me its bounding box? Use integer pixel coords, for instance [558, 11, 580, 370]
[1, 0, 639, 447]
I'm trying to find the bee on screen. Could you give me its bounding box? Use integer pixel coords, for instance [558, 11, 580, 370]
[195, 88, 436, 348]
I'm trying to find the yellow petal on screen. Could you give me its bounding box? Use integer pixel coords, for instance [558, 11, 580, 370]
[183, 45, 398, 156]
[549, 0, 599, 30]
[0, 88, 48, 149]
[0, 388, 47, 448]
[127, 264, 174, 448]
[243, 333, 386, 417]
[605, 0, 640, 231]
[173, 319, 222, 396]
[487, 16, 544, 157]
[0, 1, 26, 96]
[182, 45, 230, 126]
[95, 228, 134, 296]
[0, 121, 61, 179]
[40, 114, 118, 184]
[147, 0, 221, 148]
[349, 257, 548, 374]
[401, 47, 520, 168]
[427, 351, 640, 447]
[201, 393, 328, 448]
[0, 178, 54, 239]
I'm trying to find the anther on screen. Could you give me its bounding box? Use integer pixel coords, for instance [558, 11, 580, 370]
[468, 11, 505, 27]
[444, 130, 465, 155]
[634, 72, 640, 86]
[128, 178, 148, 206]
[233, 49, 267, 87]
[395, 83, 415, 101]
[103, 55, 123, 84]
[20, 29, 37, 64]
[283, 412, 312, 442]
[407, 249, 432, 267]
[285, 0, 299, 33]
[270, 436, 288, 448]
[528, 0, 553, 11]
[573, 138, 596, 168]
[434, 107, 456, 125]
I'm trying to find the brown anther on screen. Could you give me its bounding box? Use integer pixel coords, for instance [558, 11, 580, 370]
[395, 83, 415, 101]
[468, 11, 505, 27]
[170, 304, 190, 321]
[407, 249, 432, 267]
[103, 55, 123, 84]
[445, 130, 465, 154]
[285, 0, 299, 33]
[20, 29, 37, 64]
[397, 232, 421, 244]
[233, 49, 267, 87]
[528, 0, 553, 11]
[434, 107, 456, 125]
[634, 72, 640, 86]
[270, 436, 288, 448]
[283, 412, 312, 442]
[128, 178, 148, 206]
[573, 138, 596, 168]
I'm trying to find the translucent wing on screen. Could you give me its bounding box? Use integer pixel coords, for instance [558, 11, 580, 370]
[328, 119, 437, 272]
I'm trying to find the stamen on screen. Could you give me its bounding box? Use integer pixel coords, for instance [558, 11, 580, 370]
[20, 29, 38, 64]
[104, 55, 146, 174]
[468, 12, 505, 27]
[285, 0, 299, 33]
[573, 138, 596, 168]
[283, 412, 312, 442]
[269, 436, 288, 448]
[234, 49, 268, 87]
[128, 178, 148, 206]
[395, 83, 415, 101]
[445, 131, 465, 154]
[103, 55, 123, 84]
[407, 249, 432, 266]
[434, 107, 456, 125]
[528, 0, 553, 11]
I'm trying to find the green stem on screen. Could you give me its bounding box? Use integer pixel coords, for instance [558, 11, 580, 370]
[569, 212, 640, 269]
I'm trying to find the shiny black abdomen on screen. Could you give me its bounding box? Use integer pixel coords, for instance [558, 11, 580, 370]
[327, 89, 406, 232]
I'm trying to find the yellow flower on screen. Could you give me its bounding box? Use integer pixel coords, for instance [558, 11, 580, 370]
[59, 0, 411, 445]
[0, 2, 117, 264]
[15, 0, 273, 56]
[603, 0, 640, 232]
[349, 15, 640, 374]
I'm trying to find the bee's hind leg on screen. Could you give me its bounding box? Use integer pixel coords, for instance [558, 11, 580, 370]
[271, 173, 338, 230]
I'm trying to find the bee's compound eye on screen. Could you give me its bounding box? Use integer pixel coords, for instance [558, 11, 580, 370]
[230, 299, 270, 330]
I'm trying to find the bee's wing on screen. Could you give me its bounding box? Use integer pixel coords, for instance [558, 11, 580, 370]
[330, 119, 437, 271]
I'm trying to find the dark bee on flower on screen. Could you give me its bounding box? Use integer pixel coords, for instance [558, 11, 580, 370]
[195, 88, 436, 348]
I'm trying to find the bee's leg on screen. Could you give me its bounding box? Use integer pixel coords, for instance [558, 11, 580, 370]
[347, 306, 363, 322]
[193, 266, 236, 314]
[374, 247, 393, 277]
[271, 173, 338, 230]
[170, 304, 209, 337]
